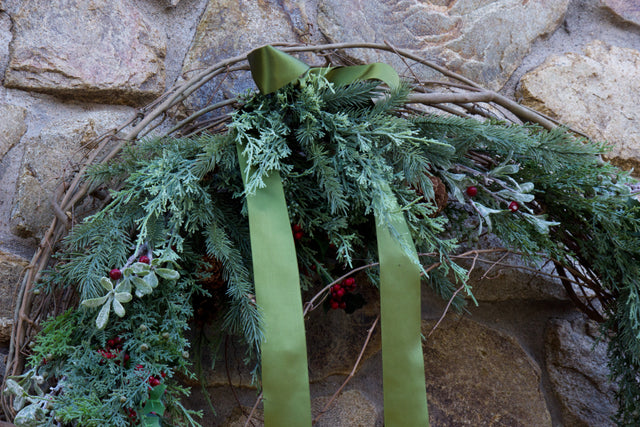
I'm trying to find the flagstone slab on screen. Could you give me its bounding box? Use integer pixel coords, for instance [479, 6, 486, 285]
[4, 0, 166, 105]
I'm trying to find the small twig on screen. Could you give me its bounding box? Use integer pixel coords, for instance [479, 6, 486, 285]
[312, 315, 380, 425]
[428, 283, 466, 338]
[244, 392, 263, 427]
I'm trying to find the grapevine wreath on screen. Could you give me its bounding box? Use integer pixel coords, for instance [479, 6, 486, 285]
[3, 43, 640, 426]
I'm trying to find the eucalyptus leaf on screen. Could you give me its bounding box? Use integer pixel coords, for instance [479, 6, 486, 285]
[5, 378, 25, 396]
[99, 277, 114, 291]
[13, 394, 25, 412]
[115, 291, 132, 304]
[474, 202, 503, 218]
[155, 268, 180, 281]
[112, 299, 126, 318]
[81, 295, 108, 308]
[116, 278, 132, 294]
[144, 272, 159, 288]
[95, 299, 111, 329]
[490, 163, 520, 176]
[132, 262, 151, 275]
[523, 213, 560, 234]
[496, 189, 535, 203]
[132, 276, 153, 297]
[14, 403, 44, 427]
[519, 182, 535, 193]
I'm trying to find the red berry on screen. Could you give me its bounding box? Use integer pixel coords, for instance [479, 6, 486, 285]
[109, 269, 122, 280]
[294, 231, 304, 241]
[344, 277, 355, 287]
[148, 376, 161, 387]
[139, 255, 150, 264]
[292, 224, 303, 232]
[336, 288, 345, 298]
[339, 301, 346, 309]
[508, 201, 519, 212]
[466, 186, 478, 197]
[330, 300, 340, 310]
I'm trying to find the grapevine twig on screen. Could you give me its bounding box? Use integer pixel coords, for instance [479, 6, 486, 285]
[312, 315, 380, 425]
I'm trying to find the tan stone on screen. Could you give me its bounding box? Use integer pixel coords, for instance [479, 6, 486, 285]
[545, 316, 617, 426]
[423, 317, 552, 426]
[602, 0, 640, 26]
[9, 110, 131, 239]
[312, 390, 378, 427]
[0, 250, 28, 320]
[317, 0, 570, 90]
[519, 40, 640, 171]
[224, 390, 378, 427]
[4, 0, 166, 106]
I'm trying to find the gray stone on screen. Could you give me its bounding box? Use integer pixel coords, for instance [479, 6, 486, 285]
[423, 317, 552, 426]
[181, 272, 381, 388]
[180, 0, 309, 110]
[4, 0, 166, 106]
[0, 7, 10, 82]
[0, 103, 26, 162]
[519, 40, 640, 171]
[462, 243, 567, 302]
[317, 0, 570, 90]
[602, 0, 640, 27]
[0, 317, 12, 345]
[0, 250, 28, 321]
[544, 316, 617, 427]
[9, 110, 131, 239]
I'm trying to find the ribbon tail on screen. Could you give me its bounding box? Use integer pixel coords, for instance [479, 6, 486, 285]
[375, 183, 430, 427]
[237, 144, 312, 427]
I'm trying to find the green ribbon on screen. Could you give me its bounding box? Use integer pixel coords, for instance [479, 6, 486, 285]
[237, 145, 312, 426]
[243, 45, 429, 426]
[376, 184, 429, 426]
[247, 44, 399, 94]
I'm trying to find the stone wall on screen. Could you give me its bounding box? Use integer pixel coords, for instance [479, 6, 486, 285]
[1, 0, 638, 425]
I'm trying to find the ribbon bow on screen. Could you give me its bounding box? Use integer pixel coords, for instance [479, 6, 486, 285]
[238, 45, 429, 427]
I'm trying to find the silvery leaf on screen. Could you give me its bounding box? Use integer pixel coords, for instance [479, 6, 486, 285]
[144, 272, 158, 289]
[112, 299, 126, 318]
[155, 268, 180, 281]
[81, 295, 109, 308]
[115, 292, 132, 304]
[100, 277, 114, 292]
[96, 299, 111, 329]
[132, 262, 151, 275]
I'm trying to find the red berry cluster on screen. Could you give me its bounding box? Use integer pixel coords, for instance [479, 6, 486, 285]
[135, 364, 166, 389]
[329, 277, 356, 310]
[125, 407, 138, 423]
[292, 224, 304, 241]
[97, 336, 130, 366]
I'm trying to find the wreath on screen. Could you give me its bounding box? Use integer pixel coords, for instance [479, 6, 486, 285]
[3, 44, 639, 426]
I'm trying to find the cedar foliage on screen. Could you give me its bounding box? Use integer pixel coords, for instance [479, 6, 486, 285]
[9, 71, 640, 425]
